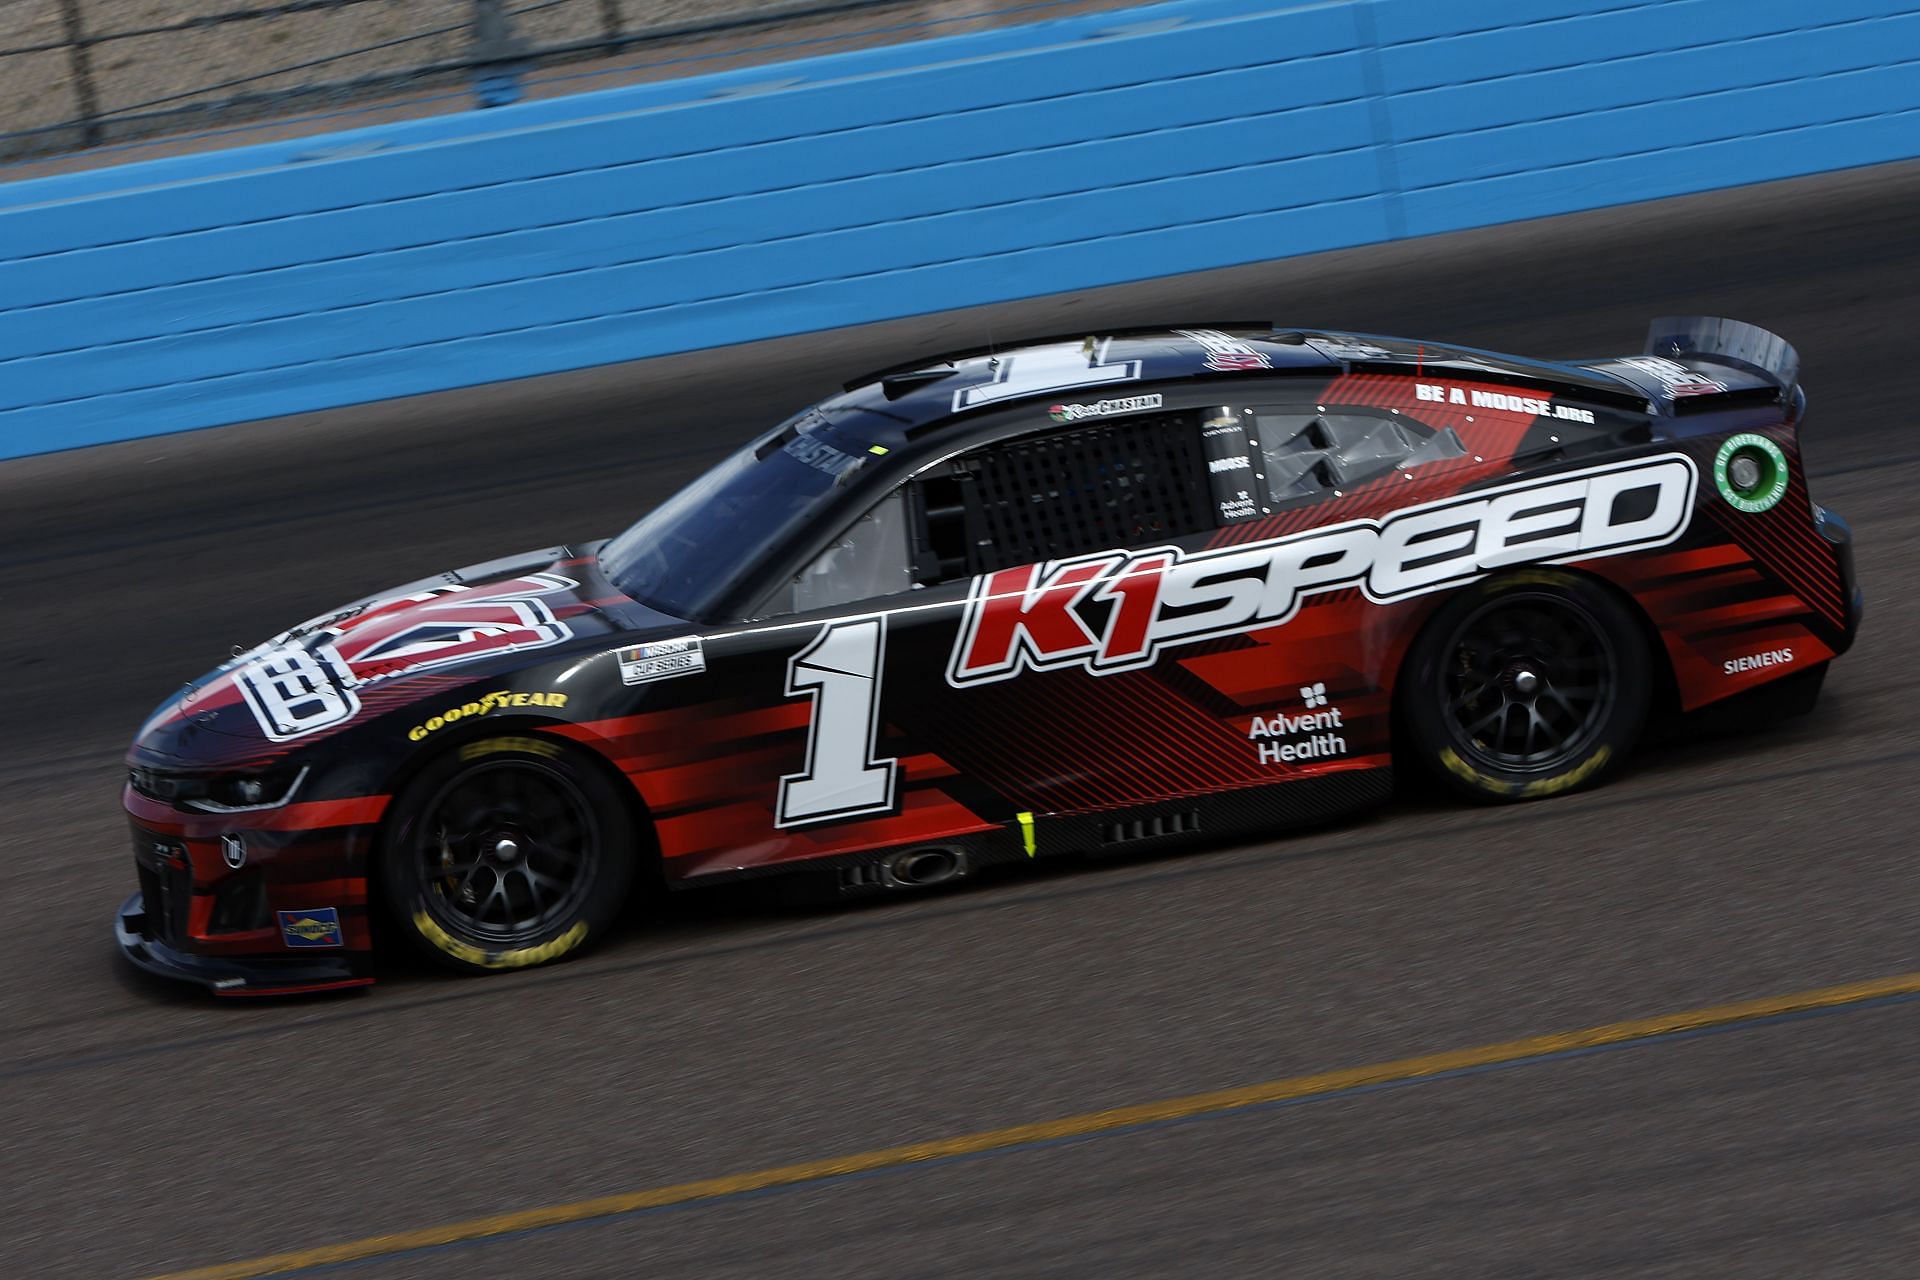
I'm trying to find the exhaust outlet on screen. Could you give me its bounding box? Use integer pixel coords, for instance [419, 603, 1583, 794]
[880, 846, 967, 889]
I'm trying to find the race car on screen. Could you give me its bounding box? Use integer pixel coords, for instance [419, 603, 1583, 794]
[116, 318, 1862, 995]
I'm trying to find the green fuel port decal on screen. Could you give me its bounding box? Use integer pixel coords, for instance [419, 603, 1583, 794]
[1713, 433, 1789, 514]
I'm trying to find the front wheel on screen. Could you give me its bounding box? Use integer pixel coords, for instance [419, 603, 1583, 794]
[1402, 572, 1650, 802]
[380, 736, 636, 973]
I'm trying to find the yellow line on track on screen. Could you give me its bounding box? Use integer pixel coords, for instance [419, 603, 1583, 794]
[147, 970, 1920, 1280]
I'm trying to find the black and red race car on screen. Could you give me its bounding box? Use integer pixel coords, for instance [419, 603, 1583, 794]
[116, 318, 1861, 995]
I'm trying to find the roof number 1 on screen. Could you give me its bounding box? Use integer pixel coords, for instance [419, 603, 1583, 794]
[950, 343, 1141, 412]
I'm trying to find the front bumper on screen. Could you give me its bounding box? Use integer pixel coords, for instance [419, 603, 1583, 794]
[116, 892, 371, 998]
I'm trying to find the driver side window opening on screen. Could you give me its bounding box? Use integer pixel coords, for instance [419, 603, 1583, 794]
[767, 396, 1468, 615]
[915, 411, 1213, 579]
[771, 411, 1215, 615]
[778, 488, 916, 616]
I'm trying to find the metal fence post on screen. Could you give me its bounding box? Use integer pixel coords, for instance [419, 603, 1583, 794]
[471, 0, 525, 108]
[57, 0, 104, 147]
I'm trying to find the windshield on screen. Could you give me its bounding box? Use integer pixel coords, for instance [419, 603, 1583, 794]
[599, 412, 877, 618]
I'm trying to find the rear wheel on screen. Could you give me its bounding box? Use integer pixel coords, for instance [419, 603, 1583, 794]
[381, 736, 634, 973]
[1403, 572, 1649, 802]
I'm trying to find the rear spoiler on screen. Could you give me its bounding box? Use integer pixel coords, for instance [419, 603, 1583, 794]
[1579, 317, 1803, 417]
[1645, 316, 1800, 390]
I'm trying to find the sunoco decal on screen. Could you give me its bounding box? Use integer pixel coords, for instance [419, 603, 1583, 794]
[278, 907, 344, 949]
[949, 454, 1697, 686]
[1048, 394, 1163, 423]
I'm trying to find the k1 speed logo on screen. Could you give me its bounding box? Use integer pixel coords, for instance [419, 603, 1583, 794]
[949, 455, 1696, 685]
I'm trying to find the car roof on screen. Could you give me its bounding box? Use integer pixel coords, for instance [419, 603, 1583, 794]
[816, 325, 1649, 449]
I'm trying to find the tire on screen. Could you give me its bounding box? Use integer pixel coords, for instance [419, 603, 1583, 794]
[1401, 571, 1649, 803]
[380, 735, 636, 974]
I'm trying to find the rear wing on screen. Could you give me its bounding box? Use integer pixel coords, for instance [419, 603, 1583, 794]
[1645, 316, 1800, 390]
[1582, 317, 1800, 417]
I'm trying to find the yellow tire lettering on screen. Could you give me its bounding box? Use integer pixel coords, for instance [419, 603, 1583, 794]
[412, 910, 590, 971]
[411, 909, 489, 967]
[460, 735, 558, 762]
[1440, 745, 1611, 798]
[1515, 746, 1612, 798]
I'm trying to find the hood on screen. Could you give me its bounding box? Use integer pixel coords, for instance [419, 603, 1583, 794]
[133, 544, 680, 762]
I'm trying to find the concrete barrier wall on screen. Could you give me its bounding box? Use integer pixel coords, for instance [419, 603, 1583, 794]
[2, 0, 1918, 459]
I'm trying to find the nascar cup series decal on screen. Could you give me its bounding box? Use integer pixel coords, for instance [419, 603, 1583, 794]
[236, 574, 578, 741]
[949, 455, 1697, 685]
[619, 636, 706, 685]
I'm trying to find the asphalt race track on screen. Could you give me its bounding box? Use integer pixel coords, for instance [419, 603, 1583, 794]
[3, 161, 1919, 1279]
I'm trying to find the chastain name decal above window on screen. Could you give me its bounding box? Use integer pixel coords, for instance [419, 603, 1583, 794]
[1049, 393, 1163, 422]
[948, 454, 1698, 686]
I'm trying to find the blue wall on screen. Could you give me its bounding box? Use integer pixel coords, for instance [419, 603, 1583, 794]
[2, 0, 1918, 459]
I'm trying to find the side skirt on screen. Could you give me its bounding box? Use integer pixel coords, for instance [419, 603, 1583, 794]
[670, 768, 1394, 896]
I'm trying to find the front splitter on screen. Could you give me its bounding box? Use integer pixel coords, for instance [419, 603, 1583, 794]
[116, 892, 373, 998]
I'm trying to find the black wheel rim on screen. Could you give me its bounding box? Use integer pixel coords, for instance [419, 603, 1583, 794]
[413, 759, 601, 945]
[1438, 592, 1617, 775]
